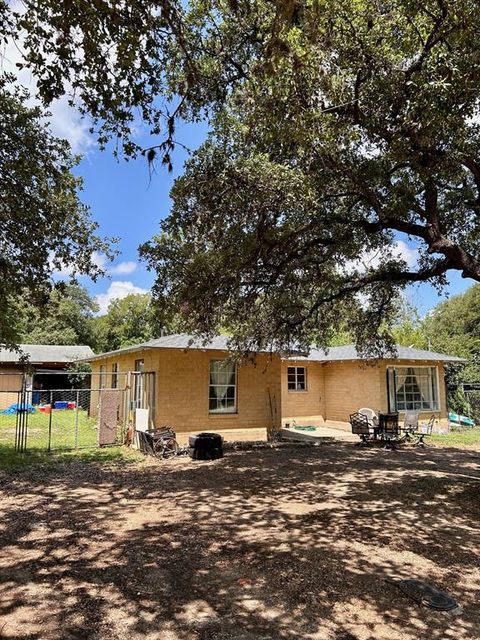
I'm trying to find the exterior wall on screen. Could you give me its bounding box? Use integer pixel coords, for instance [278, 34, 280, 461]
[281, 360, 325, 426]
[90, 348, 282, 433]
[323, 359, 448, 422]
[323, 361, 383, 421]
[0, 366, 23, 410]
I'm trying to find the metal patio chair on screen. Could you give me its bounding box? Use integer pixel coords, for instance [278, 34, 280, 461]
[413, 415, 435, 447]
[349, 412, 374, 446]
[359, 407, 379, 439]
[402, 410, 420, 441]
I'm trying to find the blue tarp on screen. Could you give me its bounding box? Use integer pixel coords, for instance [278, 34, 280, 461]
[1, 403, 36, 415]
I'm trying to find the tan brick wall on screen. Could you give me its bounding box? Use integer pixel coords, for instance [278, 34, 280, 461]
[90, 348, 282, 433]
[323, 359, 448, 422]
[281, 360, 325, 426]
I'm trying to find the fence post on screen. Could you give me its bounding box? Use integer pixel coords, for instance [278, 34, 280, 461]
[74, 389, 80, 449]
[15, 375, 29, 453]
[47, 390, 53, 452]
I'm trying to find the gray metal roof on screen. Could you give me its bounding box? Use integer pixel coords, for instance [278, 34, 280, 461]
[0, 344, 94, 364]
[289, 344, 466, 363]
[84, 333, 466, 364]
[84, 333, 234, 361]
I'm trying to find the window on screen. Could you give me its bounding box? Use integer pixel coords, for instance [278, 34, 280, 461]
[111, 363, 118, 389]
[99, 365, 106, 389]
[134, 359, 144, 407]
[387, 367, 439, 412]
[287, 366, 307, 391]
[209, 360, 237, 413]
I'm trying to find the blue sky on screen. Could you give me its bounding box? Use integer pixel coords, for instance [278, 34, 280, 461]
[73, 121, 207, 313]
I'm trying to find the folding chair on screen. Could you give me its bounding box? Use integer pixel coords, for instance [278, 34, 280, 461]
[414, 415, 435, 447]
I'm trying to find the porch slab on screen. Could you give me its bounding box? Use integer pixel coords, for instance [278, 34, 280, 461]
[281, 423, 357, 442]
[175, 422, 355, 445]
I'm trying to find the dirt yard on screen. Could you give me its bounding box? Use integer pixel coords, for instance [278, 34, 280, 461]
[0, 443, 479, 640]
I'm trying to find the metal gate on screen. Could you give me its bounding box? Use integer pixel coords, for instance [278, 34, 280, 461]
[0, 370, 155, 453]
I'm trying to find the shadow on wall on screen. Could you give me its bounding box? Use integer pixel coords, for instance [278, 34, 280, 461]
[0, 444, 479, 639]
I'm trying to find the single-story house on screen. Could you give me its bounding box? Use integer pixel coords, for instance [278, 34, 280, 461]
[0, 344, 94, 409]
[85, 334, 464, 433]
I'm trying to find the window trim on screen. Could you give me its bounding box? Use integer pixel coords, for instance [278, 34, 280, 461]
[287, 365, 307, 392]
[99, 364, 106, 389]
[111, 362, 118, 389]
[209, 359, 237, 414]
[387, 365, 440, 412]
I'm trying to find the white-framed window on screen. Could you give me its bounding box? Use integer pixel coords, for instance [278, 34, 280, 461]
[99, 365, 106, 389]
[387, 366, 439, 412]
[287, 366, 307, 391]
[111, 363, 118, 389]
[134, 359, 145, 407]
[209, 360, 237, 413]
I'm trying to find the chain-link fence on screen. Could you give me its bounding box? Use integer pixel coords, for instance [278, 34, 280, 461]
[0, 370, 155, 453]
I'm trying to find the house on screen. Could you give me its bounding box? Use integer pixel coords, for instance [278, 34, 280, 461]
[0, 344, 94, 409]
[85, 334, 464, 433]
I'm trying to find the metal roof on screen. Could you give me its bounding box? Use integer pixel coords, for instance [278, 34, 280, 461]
[83, 333, 236, 361]
[0, 344, 95, 364]
[84, 333, 466, 364]
[289, 344, 466, 363]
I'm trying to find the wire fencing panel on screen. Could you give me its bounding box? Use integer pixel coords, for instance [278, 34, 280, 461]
[464, 390, 480, 425]
[0, 374, 25, 451]
[0, 370, 157, 452]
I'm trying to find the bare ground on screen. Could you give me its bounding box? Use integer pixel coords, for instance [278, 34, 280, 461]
[0, 443, 479, 640]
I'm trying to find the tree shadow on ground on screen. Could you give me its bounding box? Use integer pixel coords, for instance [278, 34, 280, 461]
[0, 443, 479, 639]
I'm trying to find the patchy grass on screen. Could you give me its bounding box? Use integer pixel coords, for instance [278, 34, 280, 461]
[431, 427, 480, 449]
[0, 444, 144, 472]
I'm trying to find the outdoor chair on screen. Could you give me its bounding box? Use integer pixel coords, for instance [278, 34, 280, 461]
[378, 412, 400, 449]
[358, 407, 378, 426]
[349, 412, 374, 446]
[413, 415, 435, 447]
[402, 410, 420, 441]
[359, 407, 379, 439]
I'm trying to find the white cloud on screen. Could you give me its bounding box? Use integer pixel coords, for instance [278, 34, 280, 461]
[91, 251, 108, 270]
[109, 261, 138, 275]
[345, 240, 419, 274]
[2, 25, 93, 154]
[393, 240, 418, 268]
[95, 281, 149, 314]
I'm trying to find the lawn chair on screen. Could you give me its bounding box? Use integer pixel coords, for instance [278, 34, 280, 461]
[413, 415, 435, 447]
[359, 407, 379, 439]
[349, 412, 374, 446]
[378, 412, 400, 449]
[402, 410, 420, 441]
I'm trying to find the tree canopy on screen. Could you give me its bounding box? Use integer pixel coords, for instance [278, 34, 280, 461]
[93, 293, 158, 353]
[5, 1, 480, 352]
[0, 81, 113, 348]
[14, 284, 99, 348]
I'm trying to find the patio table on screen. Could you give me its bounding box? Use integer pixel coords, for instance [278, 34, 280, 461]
[377, 412, 400, 448]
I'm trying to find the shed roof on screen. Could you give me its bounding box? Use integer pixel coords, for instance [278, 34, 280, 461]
[0, 344, 95, 365]
[84, 333, 466, 364]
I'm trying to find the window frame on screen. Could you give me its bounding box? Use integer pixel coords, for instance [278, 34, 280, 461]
[287, 365, 307, 392]
[99, 364, 106, 389]
[387, 365, 440, 412]
[111, 362, 118, 389]
[134, 359, 145, 407]
[209, 359, 237, 414]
